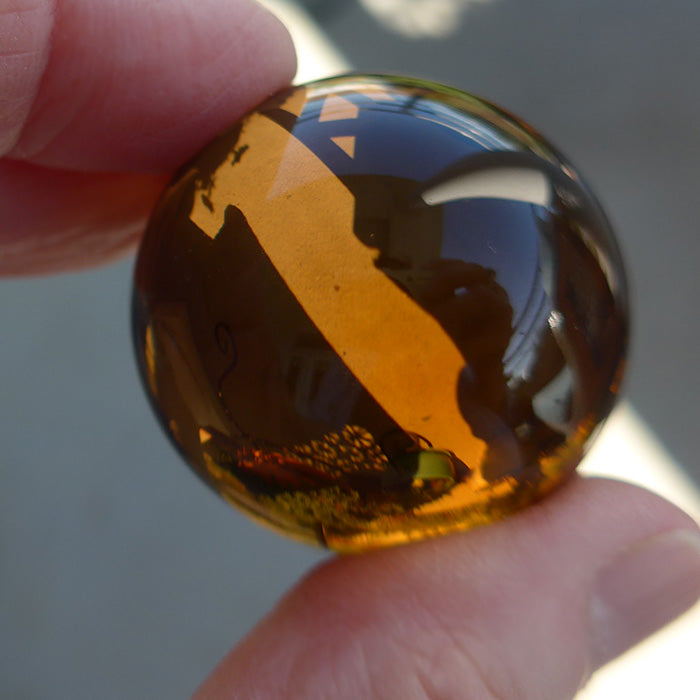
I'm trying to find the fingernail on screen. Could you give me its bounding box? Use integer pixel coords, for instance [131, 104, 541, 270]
[590, 529, 700, 668]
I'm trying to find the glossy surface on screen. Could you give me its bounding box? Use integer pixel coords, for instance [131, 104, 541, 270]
[133, 75, 628, 552]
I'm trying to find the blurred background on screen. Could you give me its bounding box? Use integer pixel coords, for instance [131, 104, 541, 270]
[1, 1, 699, 698]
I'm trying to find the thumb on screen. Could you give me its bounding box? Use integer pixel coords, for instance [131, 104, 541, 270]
[192, 478, 700, 700]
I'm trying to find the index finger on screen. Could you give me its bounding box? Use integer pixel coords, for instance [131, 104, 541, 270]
[0, 0, 295, 274]
[2, 0, 296, 172]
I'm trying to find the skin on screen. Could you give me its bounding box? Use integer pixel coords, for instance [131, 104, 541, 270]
[2, 2, 700, 698]
[0, 0, 295, 273]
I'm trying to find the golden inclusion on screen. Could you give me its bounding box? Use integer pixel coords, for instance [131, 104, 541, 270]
[132, 75, 628, 552]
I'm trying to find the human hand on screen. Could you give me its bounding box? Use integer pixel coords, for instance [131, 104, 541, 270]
[2, 2, 699, 699]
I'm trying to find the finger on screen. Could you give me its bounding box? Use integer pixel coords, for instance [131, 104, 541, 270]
[0, 0, 295, 274]
[0, 0, 54, 154]
[192, 478, 700, 700]
[0, 159, 167, 275]
[2, 0, 296, 172]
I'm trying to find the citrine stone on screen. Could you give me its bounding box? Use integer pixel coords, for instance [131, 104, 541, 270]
[132, 75, 628, 552]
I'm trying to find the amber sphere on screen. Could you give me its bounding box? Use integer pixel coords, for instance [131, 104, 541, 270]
[133, 75, 628, 552]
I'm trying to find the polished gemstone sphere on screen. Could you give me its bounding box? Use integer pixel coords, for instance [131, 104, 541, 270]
[133, 75, 628, 552]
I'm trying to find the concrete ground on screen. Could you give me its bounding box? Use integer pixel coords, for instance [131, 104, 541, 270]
[1, 1, 698, 698]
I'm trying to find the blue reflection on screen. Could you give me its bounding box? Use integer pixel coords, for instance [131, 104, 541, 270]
[292, 90, 516, 180]
[440, 199, 542, 328]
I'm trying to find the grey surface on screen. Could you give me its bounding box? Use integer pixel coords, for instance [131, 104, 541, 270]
[1, 1, 699, 698]
[0, 263, 326, 699]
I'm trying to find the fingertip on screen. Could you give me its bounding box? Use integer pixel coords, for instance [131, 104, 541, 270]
[10, 0, 297, 172]
[590, 527, 700, 669]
